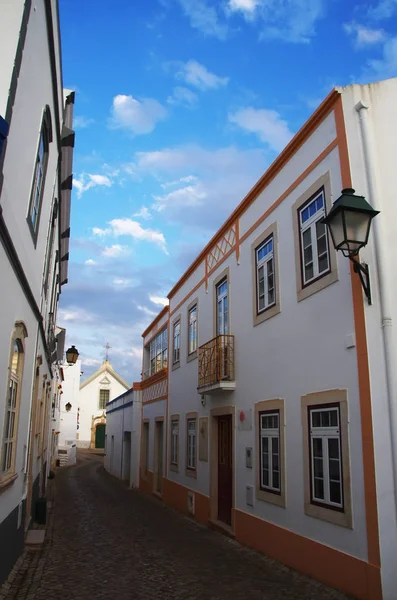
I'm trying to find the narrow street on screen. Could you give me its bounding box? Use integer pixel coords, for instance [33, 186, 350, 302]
[4, 451, 351, 600]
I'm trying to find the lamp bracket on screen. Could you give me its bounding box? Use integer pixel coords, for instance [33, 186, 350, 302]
[350, 256, 371, 305]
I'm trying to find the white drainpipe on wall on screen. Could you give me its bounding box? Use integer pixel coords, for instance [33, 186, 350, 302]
[356, 100, 397, 505]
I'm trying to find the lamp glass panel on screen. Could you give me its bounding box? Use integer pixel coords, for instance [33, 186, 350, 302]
[328, 211, 345, 249]
[344, 209, 371, 246]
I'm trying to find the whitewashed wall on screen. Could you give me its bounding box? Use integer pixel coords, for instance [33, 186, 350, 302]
[142, 399, 167, 476]
[168, 104, 367, 560]
[78, 366, 129, 448]
[341, 78, 397, 599]
[104, 389, 143, 488]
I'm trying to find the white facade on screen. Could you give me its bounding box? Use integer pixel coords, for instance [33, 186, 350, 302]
[57, 360, 81, 466]
[139, 79, 397, 600]
[104, 388, 142, 488]
[77, 361, 130, 449]
[0, 0, 74, 585]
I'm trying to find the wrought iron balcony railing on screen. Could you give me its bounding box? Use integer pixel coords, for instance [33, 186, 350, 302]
[198, 335, 235, 390]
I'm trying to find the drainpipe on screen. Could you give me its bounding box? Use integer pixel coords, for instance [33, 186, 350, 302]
[356, 100, 397, 504]
[120, 398, 125, 480]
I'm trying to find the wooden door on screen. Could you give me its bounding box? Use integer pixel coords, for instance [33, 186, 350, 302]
[156, 421, 164, 494]
[217, 415, 232, 525]
[95, 424, 106, 448]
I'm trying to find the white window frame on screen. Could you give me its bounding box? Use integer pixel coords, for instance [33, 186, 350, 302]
[187, 418, 196, 470]
[1, 325, 27, 482]
[188, 305, 198, 355]
[259, 411, 280, 493]
[171, 419, 179, 466]
[1, 345, 20, 475]
[99, 389, 109, 410]
[216, 278, 228, 336]
[299, 189, 330, 286]
[148, 327, 167, 377]
[256, 235, 275, 314]
[173, 321, 181, 364]
[309, 405, 343, 509]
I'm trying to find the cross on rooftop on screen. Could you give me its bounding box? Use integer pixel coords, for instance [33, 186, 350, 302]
[104, 343, 111, 362]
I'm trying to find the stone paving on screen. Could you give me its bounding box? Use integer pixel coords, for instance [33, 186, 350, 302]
[1, 450, 354, 600]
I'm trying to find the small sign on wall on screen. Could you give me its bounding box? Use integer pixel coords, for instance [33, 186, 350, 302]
[238, 409, 252, 431]
[199, 417, 209, 462]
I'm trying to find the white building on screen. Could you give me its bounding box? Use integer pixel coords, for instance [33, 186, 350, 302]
[77, 361, 130, 449]
[139, 308, 169, 498]
[104, 387, 142, 488]
[57, 359, 82, 467]
[0, 0, 74, 585]
[139, 78, 397, 600]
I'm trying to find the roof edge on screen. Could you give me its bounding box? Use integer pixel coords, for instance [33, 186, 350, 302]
[142, 305, 169, 338]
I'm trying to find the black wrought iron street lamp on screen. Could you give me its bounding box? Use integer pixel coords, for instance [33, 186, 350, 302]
[322, 188, 379, 304]
[65, 345, 79, 365]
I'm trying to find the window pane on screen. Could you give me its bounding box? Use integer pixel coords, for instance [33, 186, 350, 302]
[330, 481, 342, 504]
[316, 221, 329, 274]
[314, 477, 324, 499]
[312, 437, 322, 457]
[311, 411, 321, 428]
[261, 437, 269, 468]
[328, 437, 340, 460]
[330, 410, 338, 427]
[314, 456, 323, 478]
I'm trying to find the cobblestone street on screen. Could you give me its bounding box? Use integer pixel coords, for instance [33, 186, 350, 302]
[2, 451, 353, 600]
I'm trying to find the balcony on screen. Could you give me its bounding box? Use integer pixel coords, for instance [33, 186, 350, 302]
[198, 335, 235, 394]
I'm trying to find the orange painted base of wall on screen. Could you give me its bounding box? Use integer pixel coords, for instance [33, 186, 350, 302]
[234, 509, 382, 600]
[156, 478, 382, 600]
[139, 470, 153, 495]
[163, 478, 210, 525]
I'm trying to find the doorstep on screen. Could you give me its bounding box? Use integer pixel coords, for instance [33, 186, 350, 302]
[25, 529, 45, 548]
[208, 519, 235, 539]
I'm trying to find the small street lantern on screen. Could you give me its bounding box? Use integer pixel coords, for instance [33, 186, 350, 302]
[65, 402, 72, 412]
[65, 345, 79, 365]
[322, 188, 379, 305]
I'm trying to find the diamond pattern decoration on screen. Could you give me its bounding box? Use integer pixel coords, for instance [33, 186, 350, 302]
[207, 224, 236, 271]
[143, 378, 167, 403]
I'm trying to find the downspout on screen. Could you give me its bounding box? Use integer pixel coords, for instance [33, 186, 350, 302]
[120, 398, 125, 480]
[356, 100, 397, 504]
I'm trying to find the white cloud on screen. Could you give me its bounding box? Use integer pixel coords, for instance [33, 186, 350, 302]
[137, 304, 159, 318]
[108, 218, 168, 254]
[343, 22, 386, 47]
[84, 259, 97, 266]
[73, 115, 94, 129]
[227, 0, 326, 43]
[102, 244, 128, 258]
[176, 60, 229, 90]
[58, 308, 95, 323]
[132, 206, 152, 220]
[369, 0, 397, 20]
[81, 357, 102, 368]
[228, 0, 260, 18]
[92, 227, 110, 236]
[167, 86, 199, 108]
[366, 35, 397, 78]
[113, 278, 132, 286]
[73, 173, 113, 198]
[161, 175, 198, 188]
[128, 144, 267, 230]
[110, 94, 167, 135]
[228, 107, 293, 152]
[176, 0, 228, 39]
[153, 183, 207, 211]
[149, 295, 169, 307]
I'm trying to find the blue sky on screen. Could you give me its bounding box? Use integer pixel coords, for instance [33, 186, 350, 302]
[58, 0, 397, 382]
